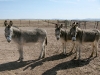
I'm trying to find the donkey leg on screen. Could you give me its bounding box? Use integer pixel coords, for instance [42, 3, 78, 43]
[69, 42, 75, 53]
[78, 45, 81, 60]
[62, 42, 66, 55]
[89, 42, 95, 58]
[42, 40, 46, 58]
[95, 41, 98, 57]
[39, 41, 45, 59]
[43, 45, 46, 58]
[18, 45, 23, 62]
[43, 37, 47, 58]
[74, 43, 79, 59]
[74, 46, 78, 59]
[39, 45, 44, 59]
[64, 43, 66, 54]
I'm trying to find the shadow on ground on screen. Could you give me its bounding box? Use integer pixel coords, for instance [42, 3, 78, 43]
[42, 57, 96, 75]
[0, 53, 95, 73]
[0, 53, 71, 72]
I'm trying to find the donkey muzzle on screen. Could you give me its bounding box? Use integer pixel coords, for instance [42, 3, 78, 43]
[7, 36, 11, 43]
[72, 37, 76, 41]
[57, 38, 59, 40]
[56, 35, 60, 40]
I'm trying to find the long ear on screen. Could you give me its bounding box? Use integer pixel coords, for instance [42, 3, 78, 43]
[75, 22, 79, 27]
[60, 24, 63, 28]
[72, 22, 76, 27]
[55, 24, 58, 28]
[9, 20, 13, 26]
[4, 20, 8, 26]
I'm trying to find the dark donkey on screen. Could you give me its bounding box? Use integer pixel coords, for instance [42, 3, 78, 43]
[70, 22, 100, 59]
[55, 24, 76, 55]
[4, 20, 47, 62]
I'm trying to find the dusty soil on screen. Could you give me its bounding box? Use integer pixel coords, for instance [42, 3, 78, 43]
[0, 27, 100, 75]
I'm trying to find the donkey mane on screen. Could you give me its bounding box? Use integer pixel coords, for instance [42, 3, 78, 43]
[12, 26, 21, 38]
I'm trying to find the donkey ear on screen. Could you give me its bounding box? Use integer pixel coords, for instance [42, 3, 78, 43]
[75, 22, 79, 27]
[9, 20, 13, 26]
[55, 24, 58, 28]
[72, 22, 76, 27]
[60, 24, 63, 28]
[4, 20, 8, 26]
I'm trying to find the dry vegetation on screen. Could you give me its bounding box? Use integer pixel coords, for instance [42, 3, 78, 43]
[0, 19, 100, 75]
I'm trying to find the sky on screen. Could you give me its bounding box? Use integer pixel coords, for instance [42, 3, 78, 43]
[0, 0, 100, 19]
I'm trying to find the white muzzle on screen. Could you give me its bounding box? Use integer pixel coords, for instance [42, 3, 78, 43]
[72, 37, 76, 41]
[7, 36, 11, 42]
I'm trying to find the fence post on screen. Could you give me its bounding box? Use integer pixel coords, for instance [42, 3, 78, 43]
[20, 20, 21, 26]
[57, 20, 59, 23]
[48, 20, 49, 26]
[84, 21, 86, 29]
[96, 21, 99, 29]
[38, 20, 39, 26]
[78, 21, 81, 28]
[29, 20, 30, 26]
[94, 21, 98, 29]
[64, 20, 69, 28]
[94, 21, 96, 28]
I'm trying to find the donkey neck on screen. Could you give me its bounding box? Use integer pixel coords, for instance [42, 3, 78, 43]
[77, 27, 82, 32]
[76, 27, 84, 43]
[60, 29, 71, 41]
[12, 27, 21, 38]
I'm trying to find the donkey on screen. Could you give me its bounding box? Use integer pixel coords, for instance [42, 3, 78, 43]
[4, 20, 47, 62]
[70, 22, 100, 60]
[55, 24, 76, 55]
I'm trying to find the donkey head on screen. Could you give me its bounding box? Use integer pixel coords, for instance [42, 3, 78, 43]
[55, 24, 63, 40]
[70, 22, 78, 41]
[4, 20, 13, 43]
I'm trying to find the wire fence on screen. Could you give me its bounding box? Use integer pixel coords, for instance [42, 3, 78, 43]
[0, 19, 99, 29]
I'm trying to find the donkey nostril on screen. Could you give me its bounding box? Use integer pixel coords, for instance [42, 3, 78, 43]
[57, 38, 59, 40]
[8, 40, 11, 43]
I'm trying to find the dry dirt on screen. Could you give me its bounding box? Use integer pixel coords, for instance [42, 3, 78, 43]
[0, 27, 100, 75]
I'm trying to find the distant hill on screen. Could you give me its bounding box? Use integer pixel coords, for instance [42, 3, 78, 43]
[72, 18, 100, 21]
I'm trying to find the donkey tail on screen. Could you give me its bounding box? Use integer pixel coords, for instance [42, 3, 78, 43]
[45, 36, 47, 45]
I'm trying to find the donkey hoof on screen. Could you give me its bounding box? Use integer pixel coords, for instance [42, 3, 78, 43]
[62, 52, 66, 55]
[42, 56, 45, 58]
[63, 53, 67, 56]
[39, 56, 43, 60]
[89, 55, 93, 58]
[69, 52, 73, 55]
[96, 54, 98, 57]
[95, 55, 97, 58]
[73, 56, 77, 59]
[17, 58, 23, 62]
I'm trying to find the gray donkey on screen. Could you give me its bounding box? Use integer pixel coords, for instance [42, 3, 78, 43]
[70, 22, 100, 60]
[4, 20, 47, 62]
[55, 24, 75, 55]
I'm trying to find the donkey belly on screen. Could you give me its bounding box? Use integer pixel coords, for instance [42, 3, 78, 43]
[83, 35, 96, 42]
[24, 36, 38, 43]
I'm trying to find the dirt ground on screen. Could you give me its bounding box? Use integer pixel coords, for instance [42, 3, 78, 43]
[0, 27, 100, 75]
